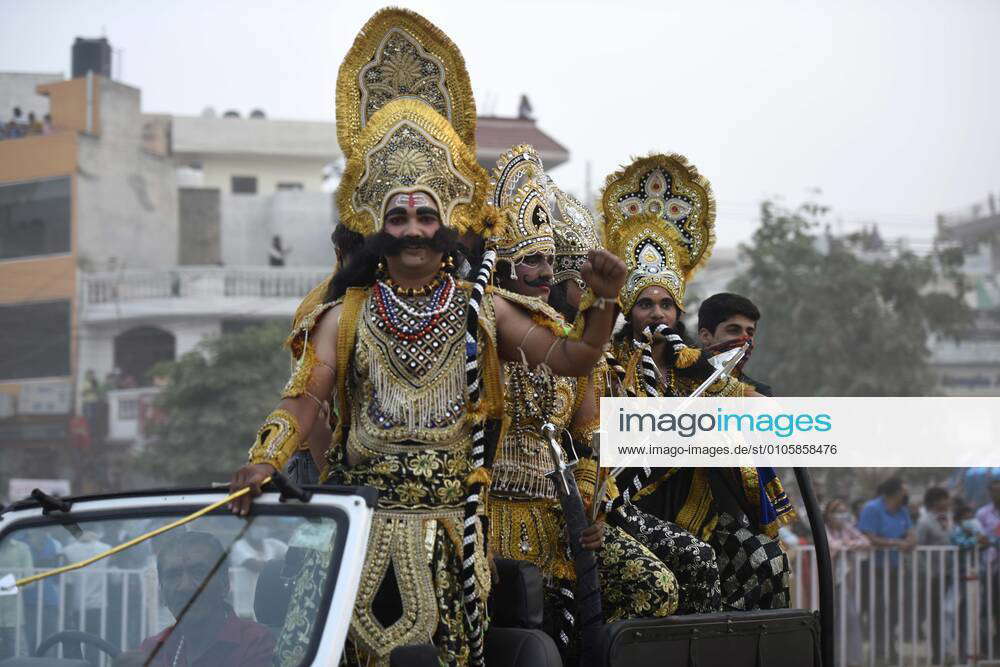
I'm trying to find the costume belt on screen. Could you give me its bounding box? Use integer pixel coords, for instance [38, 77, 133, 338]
[326, 449, 472, 511]
[488, 496, 575, 581]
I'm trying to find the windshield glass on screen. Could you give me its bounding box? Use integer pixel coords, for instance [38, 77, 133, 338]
[0, 508, 341, 666]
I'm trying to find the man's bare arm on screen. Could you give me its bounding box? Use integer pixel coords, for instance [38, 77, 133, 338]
[494, 249, 625, 377]
[228, 303, 341, 514]
[493, 295, 617, 376]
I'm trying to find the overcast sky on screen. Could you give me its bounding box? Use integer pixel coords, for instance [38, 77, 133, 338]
[3, 0, 999, 245]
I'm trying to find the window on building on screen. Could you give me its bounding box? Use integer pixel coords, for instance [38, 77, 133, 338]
[0, 300, 71, 380]
[0, 177, 71, 260]
[113, 326, 176, 387]
[277, 182, 304, 191]
[231, 176, 258, 194]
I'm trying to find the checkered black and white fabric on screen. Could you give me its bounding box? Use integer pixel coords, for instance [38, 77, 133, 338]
[710, 511, 790, 611]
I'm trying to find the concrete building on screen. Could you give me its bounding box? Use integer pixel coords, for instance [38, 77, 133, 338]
[0, 70, 331, 497]
[0, 70, 179, 493]
[163, 112, 339, 195]
[931, 197, 1000, 396]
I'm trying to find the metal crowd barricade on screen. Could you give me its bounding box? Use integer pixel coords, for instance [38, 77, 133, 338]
[789, 544, 999, 666]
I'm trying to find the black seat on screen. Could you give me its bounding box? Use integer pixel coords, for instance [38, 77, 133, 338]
[253, 558, 293, 631]
[388, 631, 562, 667]
[485, 628, 562, 667]
[390, 644, 440, 666]
[485, 559, 561, 666]
[489, 558, 545, 629]
[598, 608, 820, 667]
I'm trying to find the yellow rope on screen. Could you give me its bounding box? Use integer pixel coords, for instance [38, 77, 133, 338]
[12, 477, 271, 590]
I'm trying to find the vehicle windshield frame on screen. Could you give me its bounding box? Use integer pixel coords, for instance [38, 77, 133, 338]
[0, 491, 352, 667]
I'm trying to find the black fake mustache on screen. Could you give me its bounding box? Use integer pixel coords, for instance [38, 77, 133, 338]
[524, 276, 552, 288]
[375, 229, 454, 257]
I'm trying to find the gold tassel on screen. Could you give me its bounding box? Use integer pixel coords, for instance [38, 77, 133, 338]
[675, 346, 701, 369]
[466, 467, 492, 488]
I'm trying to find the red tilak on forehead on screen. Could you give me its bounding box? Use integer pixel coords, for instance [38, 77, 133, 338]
[407, 193, 418, 208]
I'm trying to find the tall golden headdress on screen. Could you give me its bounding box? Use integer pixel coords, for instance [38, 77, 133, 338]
[487, 145, 555, 270]
[601, 153, 716, 312]
[547, 176, 601, 286]
[335, 9, 488, 236]
[336, 8, 477, 159]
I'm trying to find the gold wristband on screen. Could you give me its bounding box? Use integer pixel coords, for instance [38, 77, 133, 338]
[248, 408, 301, 469]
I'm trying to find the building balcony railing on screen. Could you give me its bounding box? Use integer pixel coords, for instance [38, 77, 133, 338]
[78, 266, 331, 322]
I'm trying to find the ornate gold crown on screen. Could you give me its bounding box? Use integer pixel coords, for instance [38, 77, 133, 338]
[601, 153, 716, 312]
[487, 145, 555, 267]
[336, 8, 477, 159]
[547, 177, 601, 285]
[337, 98, 488, 236]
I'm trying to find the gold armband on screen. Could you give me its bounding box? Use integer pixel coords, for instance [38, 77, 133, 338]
[248, 408, 301, 470]
[574, 459, 599, 502]
[574, 459, 620, 508]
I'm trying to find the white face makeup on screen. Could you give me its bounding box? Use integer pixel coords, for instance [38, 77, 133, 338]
[388, 191, 436, 212]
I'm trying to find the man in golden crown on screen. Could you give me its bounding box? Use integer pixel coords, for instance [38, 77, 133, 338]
[541, 171, 724, 617]
[226, 10, 626, 666]
[483, 146, 681, 659]
[599, 154, 795, 612]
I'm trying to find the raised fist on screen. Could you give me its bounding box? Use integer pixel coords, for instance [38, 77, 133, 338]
[580, 249, 627, 300]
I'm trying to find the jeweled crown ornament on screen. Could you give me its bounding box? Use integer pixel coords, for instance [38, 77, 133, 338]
[600, 153, 716, 312]
[487, 145, 555, 267]
[547, 176, 601, 285]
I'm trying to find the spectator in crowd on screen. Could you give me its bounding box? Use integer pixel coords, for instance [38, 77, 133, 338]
[951, 501, 987, 550]
[825, 498, 870, 667]
[27, 112, 42, 135]
[858, 476, 914, 663]
[0, 538, 33, 659]
[916, 487, 951, 663]
[959, 467, 1000, 508]
[42, 113, 53, 135]
[268, 235, 291, 267]
[976, 479, 1000, 559]
[976, 479, 1000, 650]
[950, 500, 995, 663]
[119, 532, 274, 667]
[917, 487, 952, 545]
[3, 107, 24, 139]
[81, 370, 101, 426]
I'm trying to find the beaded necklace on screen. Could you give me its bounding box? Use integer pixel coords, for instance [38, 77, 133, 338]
[373, 273, 455, 342]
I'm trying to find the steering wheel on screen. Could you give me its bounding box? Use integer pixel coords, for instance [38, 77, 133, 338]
[33, 630, 121, 659]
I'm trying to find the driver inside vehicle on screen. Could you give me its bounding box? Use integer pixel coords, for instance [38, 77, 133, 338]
[114, 531, 274, 667]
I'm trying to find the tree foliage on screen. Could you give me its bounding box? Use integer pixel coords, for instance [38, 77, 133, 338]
[139, 322, 290, 485]
[728, 201, 971, 397]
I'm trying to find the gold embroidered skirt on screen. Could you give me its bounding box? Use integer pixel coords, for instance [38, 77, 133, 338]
[488, 496, 575, 581]
[326, 451, 490, 666]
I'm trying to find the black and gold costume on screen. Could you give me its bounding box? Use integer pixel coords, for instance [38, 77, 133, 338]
[248, 9, 508, 666]
[484, 148, 678, 658]
[600, 153, 794, 612]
